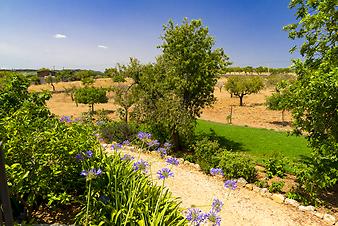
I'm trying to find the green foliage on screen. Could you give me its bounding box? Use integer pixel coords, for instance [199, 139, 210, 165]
[114, 85, 135, 123]
[56, 69, 73, 82]
[74, 70, 98, 85]
[75, 153, 186, 225]
[97, 121, 139, 143]
[268, 181, 285, 193]
[132, 18, 229, 148]
[264, 154, 286, 178]
[225, 75, 264, 106]
[217, 150, 257, 182]
[74, 87, 108, 112]
[255, 179, 268, 188]
[265, 73, 296, 88]
[283, 0, 338, 201]
[105, 67, 126, 82]
[191, 138, 222, 173]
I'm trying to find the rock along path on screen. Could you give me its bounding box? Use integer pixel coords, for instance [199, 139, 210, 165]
[111, 146, 329, 226]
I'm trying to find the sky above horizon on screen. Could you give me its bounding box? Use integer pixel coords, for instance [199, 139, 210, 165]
[0, 0, 302, 71]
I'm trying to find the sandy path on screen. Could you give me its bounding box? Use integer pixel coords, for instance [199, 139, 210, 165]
[113, 147, 328, 226]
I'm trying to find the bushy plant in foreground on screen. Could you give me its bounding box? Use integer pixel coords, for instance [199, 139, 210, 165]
[264, 154, 286, 178]
[217, 150, 257, 183]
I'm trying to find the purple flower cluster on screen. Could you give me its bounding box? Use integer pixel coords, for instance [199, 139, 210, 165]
[122, 140, 131, 146]
[156, 147, 167, 158]
[121, 154, 134, 161]
[75, 150, 93, 161]
[111, 143, 122, 151]
[224, 180, 237, 190]
[210, 168, 224, 176]
[157, 168, 174, 180]
[186, 197, 223, 225]
[133, 159, 149, 173]
[163, 142, 172, 149]
[147, 139, 160, 148]
[137, 131, 152, 140]
[60, 116, 72, 123]
[80, 168, 102, 180]
[166, 157, 179, 166]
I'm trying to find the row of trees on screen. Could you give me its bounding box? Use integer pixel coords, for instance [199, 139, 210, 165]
[225, 66, 293, 75]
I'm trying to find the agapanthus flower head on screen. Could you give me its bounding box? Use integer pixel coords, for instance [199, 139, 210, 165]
[211, 198, 223, 213]
[73, 117, 81, 122]
[133, 159, 149, 173]
[80, 168, 102, 180]
[210, 168, 224, 176]
[156, 147, 167, 158]
[137, 131, 152, 140]
[60, 116, 72, 123]
[147, 139, 160, 147]
[86, 150, 93, 158]
[186, 208, 206, 224]
[157, 168, 174, 180]
[163, 142, 172, 149]
[121, 154, 134, 161]
[75, 153, 84, 161]
[94, 133, 100, 137]
[111, 143, 122, 151]
[122, 140, 131, 146]
[205, 211, 221, 226]
[166, 157, 179, 166]
[224, 180, 237, 190]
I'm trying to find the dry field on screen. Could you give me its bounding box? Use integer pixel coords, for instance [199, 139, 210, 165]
[29, 78, 292, 131]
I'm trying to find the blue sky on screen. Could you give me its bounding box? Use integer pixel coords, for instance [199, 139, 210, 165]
[0, 0, 301, 71]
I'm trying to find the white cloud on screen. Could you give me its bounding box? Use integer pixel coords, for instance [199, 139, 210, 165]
[97, 45, 108, 49]
[53, 34, 67, 39]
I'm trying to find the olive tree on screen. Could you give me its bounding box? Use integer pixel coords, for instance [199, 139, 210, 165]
[225, 76, 264, 106]
[283, 0, 338, 201]
[74, 87, 108, 113]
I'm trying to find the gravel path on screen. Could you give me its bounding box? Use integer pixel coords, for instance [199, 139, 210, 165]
[114, 147, 328, 226]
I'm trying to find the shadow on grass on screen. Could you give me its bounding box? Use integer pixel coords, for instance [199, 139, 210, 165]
[196, 128, 247, 152]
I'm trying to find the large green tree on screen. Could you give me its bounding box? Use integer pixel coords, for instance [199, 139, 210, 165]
[284, 0, 337, 201]
[133, 18, 229, 148]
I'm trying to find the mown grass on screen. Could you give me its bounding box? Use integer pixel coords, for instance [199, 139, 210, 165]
[196, 119, 311, 164]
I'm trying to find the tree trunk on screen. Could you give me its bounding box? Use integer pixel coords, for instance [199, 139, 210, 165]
[239, 95, 244, 106]
[124, 107, 128, 124]
[282, 110, 285, 125]
[51, 83, 55, 92]
[91, 103, 94, 113]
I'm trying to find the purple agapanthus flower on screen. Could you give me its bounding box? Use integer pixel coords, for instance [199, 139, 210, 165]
[156, 147, 167, 158]
[205, 211, 221, 226]
[122, 140, 131, 146]
[157, 168, 174, 180]
[86, 150, 93, 158]
[163, 142, 172, 149]
[186, 208, 206, 224]
[133, 159, 149, 173]
[211, 198, 223, 213]
[147, 139, 160, 147]
[60, 116, 72, 123]
[137, 131, 152, 140]
[80, 168, 103, 180]
[75, 153, 84, 161]
[210, 168, 224, 176]
[166, 157, 179, 166]
[224, 180, 237, 190]
[121, 154, 134, 161]
[111, 143, 122, 151]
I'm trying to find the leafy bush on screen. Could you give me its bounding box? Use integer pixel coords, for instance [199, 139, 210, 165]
[268, 181, 285, 193]
[264, 154, 286, 178]
[192, 138, 223, 173]
[217, 150, 257, 182]
[74, 87, 108, 112]
[97, 121, 139, 143]
[75, 152, 186, 225]
[255, 180, 268, 188]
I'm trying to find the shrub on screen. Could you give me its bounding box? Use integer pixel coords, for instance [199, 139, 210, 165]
[264, 154, 286, 178]
[217, 150, 257, 182]
[192, 138, 223, 173]
[97, 121, 139, 143]
[74, 87, 108, 112]
[268, 181, 285, 193]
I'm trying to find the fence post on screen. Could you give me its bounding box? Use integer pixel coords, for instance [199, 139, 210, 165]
[0, 142, 14, 226]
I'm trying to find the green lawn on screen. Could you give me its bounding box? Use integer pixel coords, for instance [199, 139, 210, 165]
[196, 119, 312, 164]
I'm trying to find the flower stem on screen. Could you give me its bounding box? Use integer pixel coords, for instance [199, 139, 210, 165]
[85, 181, 91, 225]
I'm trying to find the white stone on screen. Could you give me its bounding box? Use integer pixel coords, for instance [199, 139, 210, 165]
[271, 194, 285, 204]
[299, 205, 315, 212]
[236, 177, 248, 187]
[313, 211, 324, 219]
[284, 198, 300, 207]
[253, 186, 260, 193]
[323, 214, 336, 225]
